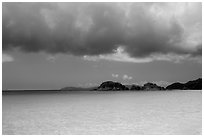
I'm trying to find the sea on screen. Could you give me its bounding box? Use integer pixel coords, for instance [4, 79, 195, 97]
[2, 90, 202, 135]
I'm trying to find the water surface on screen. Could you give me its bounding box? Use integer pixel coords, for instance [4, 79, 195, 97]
[2, 90, 202, 135]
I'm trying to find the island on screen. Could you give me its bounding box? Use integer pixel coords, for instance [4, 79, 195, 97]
[61, 78, 202, 91]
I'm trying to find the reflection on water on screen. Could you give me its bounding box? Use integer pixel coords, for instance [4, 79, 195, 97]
[2, 90, 202, 135]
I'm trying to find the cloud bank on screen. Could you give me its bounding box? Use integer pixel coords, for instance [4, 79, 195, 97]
[3, 3, 202, 63]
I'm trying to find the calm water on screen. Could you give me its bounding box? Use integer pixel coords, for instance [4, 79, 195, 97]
[2, 90, 202, 135]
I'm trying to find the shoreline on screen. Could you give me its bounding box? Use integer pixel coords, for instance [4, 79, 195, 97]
[2, 89, 202, 95]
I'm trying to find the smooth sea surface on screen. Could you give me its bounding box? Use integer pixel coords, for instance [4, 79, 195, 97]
[2, 90, 202, 135]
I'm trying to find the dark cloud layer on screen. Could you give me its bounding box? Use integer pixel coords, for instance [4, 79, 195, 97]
[3, 3, 202, 61]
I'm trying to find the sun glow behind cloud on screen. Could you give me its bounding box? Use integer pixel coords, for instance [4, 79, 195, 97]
[83, 46, 152, 63]
[83, 46, 200, 63]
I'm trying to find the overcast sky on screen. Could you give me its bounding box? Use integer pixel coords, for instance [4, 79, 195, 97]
[2, 2, 202, 89]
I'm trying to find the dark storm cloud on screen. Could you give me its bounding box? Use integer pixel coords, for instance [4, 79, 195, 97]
[2, 3, 202, 60]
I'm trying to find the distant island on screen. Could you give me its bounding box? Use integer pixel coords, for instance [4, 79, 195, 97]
[61, 78, 202, 91]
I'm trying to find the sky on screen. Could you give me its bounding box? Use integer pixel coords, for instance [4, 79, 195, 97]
[2, 2, 202, 90]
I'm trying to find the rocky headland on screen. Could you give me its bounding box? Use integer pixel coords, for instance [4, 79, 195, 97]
[166, 78, 202, 90]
